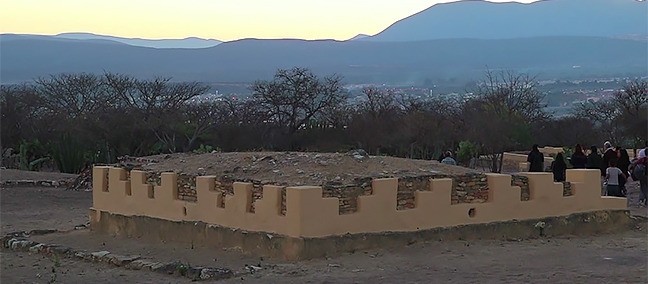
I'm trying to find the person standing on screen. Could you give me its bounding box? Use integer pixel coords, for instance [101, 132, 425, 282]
[587, 145, 606, 195]
[551, 153, 567, 182]
[616, 148, 631, 196]
[605, 160, 624, 197]
[527, 144, 544, 172]
[602, 141, 617, 175]
[631, 154, 648, 206]
[638, 141, 647, 158]
[586, 145, 603, 174]
[570, 144, 587, 169]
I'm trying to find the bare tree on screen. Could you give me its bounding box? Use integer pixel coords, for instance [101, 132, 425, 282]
[613, 79, 648, 147]
[571, 79, 647, 147]
[463, 71, 548, 172]
[35, 73, 115, 118]
[251, 67, 346, 149]
[181, 101, 232, 152]
[572, 100, 621, 144]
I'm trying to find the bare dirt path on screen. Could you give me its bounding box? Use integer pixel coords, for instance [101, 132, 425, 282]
[0, 169, 77, 182]
[1, 251, 182, 284]
[0, 187, 91, 234]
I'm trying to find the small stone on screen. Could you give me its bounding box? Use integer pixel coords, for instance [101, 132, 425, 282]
[148, 262, 166, 271]
[29, 244, 45, 253]
[130, 260, 158, 270]
[91, 251, 111, 259]
[48, 245, 72, 255]
[152, 261, 182, 274]
[186, 266, 203, 280]
[23, 241, 37, 250]
[74, 251, 90, 260]
[200, 267, 234, 280]
[110, 255, 141, 266]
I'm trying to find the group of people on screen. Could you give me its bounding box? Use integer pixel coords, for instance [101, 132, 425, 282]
[598, 142, 647, 206]
[439, 143, 647, 205]
[527, 142, 648, 206]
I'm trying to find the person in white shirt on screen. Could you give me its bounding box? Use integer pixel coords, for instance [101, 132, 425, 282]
[605, 160, 624, 197]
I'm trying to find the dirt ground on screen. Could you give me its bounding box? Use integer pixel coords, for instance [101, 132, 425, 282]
[1, 251, 177, 284]
[1, 169, 647, 283]
[125, 151, 479, 187]
[0, 169, 77, 182]
[0, 186, 91, 233]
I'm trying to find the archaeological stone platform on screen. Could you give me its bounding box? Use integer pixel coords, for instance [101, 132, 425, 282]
[89, 166, 628, 259]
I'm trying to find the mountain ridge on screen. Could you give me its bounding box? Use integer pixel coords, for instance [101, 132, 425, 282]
[364, 0, 647, 41]
[1, 0, 646, 84]
[22, 32, 224, 49]
[1, 35, 645, 84]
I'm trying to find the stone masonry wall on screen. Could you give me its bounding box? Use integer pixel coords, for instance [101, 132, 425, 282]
[134, 171, 550, 215]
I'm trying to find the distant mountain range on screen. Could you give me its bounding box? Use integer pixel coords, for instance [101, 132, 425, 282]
[1, 0, 646, 84]
[54, 33, 222, 49]
[364, 0, 647, 41]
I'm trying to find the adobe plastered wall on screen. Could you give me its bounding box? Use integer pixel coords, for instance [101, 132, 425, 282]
[538, 146, 565, 156]
[91, 166, 625, 238]
[502, 152, 553, 172]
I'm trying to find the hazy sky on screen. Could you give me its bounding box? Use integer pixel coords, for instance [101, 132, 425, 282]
[1, 0, 538, 41]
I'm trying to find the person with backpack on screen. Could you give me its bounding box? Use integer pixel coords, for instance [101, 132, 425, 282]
[527, 144, 544, 172]
[630, 153, 647, 206]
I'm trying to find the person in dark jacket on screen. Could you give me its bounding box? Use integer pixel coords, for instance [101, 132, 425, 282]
[527, 144, 544, 172]
[570, 144, 588, 169]
[617, 147, 631, 196]
[551, 153, 567, 182]
[586, 145, 604, 176]
[616, 148, 631, 174]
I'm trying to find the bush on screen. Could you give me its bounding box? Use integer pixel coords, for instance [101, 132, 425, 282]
[457, 140, 478, 166]
[18, 139, 49, 171]
[192, 144, 216, 154]
[51, 134, 88, 174]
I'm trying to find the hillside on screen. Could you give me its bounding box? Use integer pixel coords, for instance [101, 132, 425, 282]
[365, 0, 648, 41]
[1, 35, 645, 84]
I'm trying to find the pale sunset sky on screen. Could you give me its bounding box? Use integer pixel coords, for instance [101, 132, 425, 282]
[0, 0, 537, 41]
